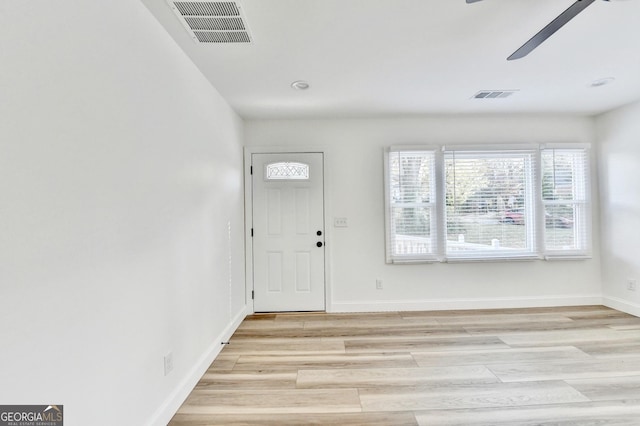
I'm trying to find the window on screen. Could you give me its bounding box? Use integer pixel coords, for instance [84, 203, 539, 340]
[265, 162, 309, 180]
[385, 150, 437, 261]
[384, 145, 591, 263]
[541, 148, 591, 256]
[445, 149, 537, 260]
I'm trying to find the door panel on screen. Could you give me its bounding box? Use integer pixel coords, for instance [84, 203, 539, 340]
[295, 252, 311, 292]
[267, 189, 282, 235]
[252, 153, 325, 312]
[267, 252, 283, 292]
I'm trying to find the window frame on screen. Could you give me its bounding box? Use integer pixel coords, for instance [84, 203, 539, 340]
[539, 144, 592, 259]
[443, 147, 539, 261]
[384, 147, 439, 263]
[264, 161, 310, 180]
[384, 144, 592, 263]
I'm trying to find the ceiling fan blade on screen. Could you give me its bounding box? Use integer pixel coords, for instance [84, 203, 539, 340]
[466, 0, 483, 3]
[507, 0, 597, 60]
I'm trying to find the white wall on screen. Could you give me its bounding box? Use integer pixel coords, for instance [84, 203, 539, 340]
[246, 116, 602, 312]
[597, 100, 640, 316]
[0, 1, 245, 425]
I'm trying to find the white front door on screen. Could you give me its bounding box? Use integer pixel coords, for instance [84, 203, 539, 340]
[251, 153, 326, 312]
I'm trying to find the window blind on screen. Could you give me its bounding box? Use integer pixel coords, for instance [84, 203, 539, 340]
[386, 150, 437, 262]
[384, 144, 591, 263]
[444, 149, 538, 260]
[541, 147, 591, 257]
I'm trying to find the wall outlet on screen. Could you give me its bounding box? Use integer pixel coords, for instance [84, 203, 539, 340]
[376, 279, 383, 290]
[334, 217, 348, 227]
[164, 352, 174, 376]
[628, 279, 637, 292]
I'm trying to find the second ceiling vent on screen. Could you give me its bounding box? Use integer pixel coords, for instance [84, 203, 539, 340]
[473, 90, 518, 99]
[168, 1, 252, 43]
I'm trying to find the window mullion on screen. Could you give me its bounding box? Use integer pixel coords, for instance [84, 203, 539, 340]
[534, 148, 544, 257]
[434, 147, 446, 261]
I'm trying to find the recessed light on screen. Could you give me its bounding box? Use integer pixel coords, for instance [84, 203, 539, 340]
[590, 77, 615, 88]
[291, 80, 310, 90]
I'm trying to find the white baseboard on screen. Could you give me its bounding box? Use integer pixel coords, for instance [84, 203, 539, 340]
[330, 295, 603, 312]
[603, 296, 640, 318]
[147, 305, 249, 426]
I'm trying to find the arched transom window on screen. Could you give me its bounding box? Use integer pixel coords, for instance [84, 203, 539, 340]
[266, 162, 310, 180]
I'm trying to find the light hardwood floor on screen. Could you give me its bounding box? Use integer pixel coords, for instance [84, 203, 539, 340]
[170, 305, 640, 425]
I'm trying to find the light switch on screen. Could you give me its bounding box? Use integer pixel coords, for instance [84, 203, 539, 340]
[334, 217, 348, 227]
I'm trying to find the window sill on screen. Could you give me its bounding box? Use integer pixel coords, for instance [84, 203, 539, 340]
[544, 254, 592, 261]
[444, 256, 540, 263]
[388, 254, 591, 264]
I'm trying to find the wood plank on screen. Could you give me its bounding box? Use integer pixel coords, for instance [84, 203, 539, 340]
[207, 354, 238, 371]
[170, 411, 418, 425]
[236, 320, 305, 330]
[220, 338, 345, 355]
[489, 358, 640, 382]
[567, 375, 640, 401]
[412, 346, 592, 367]
[232, 324, 468, 339]
[498, 328, 640, 347]
[359, 381, 589, 411]
[344, 335, 509, 353]
[233, 353, 418, 371]
[463, 319, 639, 335]
[302, 318, 441, 328]
[194, 371, 298, 390]
[609, 323, 640, 330]
[425, 313, 574, 326]
[179, 389, 362, 414]
[414, 399, 640, 425]
[297, 365, 499, 388]
[399, 305, 610, 318]
[576, 340, 640, 358]
[564, 309, 637, 320]
[571, 316, 640, 328]
[274, 312, 403, 322]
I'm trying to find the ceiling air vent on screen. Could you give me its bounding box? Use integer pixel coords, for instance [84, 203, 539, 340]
[473, 90, 518, 99]
[168, 1, 252, 44]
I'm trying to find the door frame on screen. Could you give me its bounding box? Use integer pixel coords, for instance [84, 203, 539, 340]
[244, 146, 333, 314]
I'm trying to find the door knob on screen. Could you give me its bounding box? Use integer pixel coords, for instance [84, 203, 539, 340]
[316, 241, 323, 247]
[317, 230, 322, 236]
